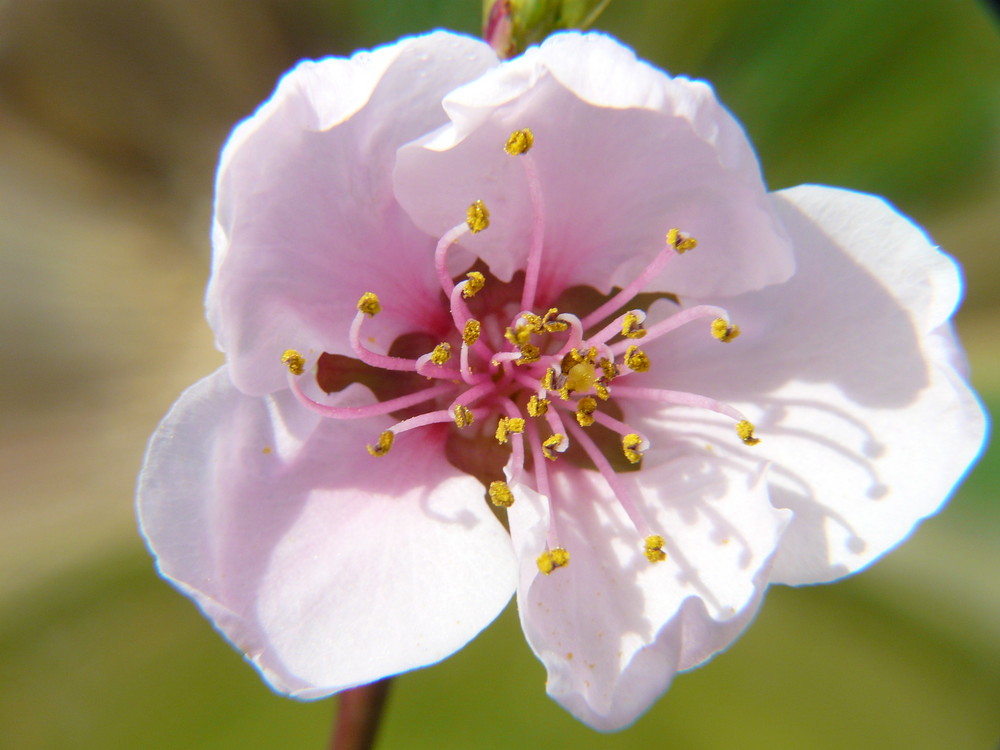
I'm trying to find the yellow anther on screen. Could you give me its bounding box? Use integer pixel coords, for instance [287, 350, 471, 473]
[504, 324, 533, 347]
[599, 358, 619, 380]
[558, 385, 572, 401]
[575, 396, 598, 427]
[540, 368, 556, 391]
[504, 128, 535, 156]
[516, 343, 541, 365]
[542, 433, 565, 460]
[736, 420, 760, 446]
[560, 348, 584, 374]
[366, 430, 394, 457]
[495, 416, 525, 445]
[711, 317, 741, 342]
[624, 345, 650, 373]
[622, 433, 645, 464]
[488, 480, 515, 508]
[644, 535, 667, 563]
[357, 292, 381, 317]
[466, 200, 490, 233]
[594, 381, 611, 400]
[281, 349, 306, 376]
[431, 343, 452, 365]
[667, 227, 698, 253]
[541, 308, 568, 333]
[527, 394, 550, 417]
[463, 271, 486, 298]
[622, 311, 647, 339]
[537, 547, 570, 575]
[453, 404, 474, 428]
[463, 319, 481, 346]
[521, 312, 543, 332]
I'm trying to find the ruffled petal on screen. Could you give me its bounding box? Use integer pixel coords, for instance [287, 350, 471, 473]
[635, 185, 986, 585]
[394, 32, 792, 304]
[208, 32, 498, 395]
[137, 368, 516, 695]
[506, 450, 788, 730]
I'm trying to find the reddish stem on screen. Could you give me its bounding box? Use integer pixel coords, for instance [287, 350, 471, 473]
[329, 680, 392, 750]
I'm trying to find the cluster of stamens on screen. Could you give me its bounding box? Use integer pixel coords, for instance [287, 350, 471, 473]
[280, 129, 760, 577]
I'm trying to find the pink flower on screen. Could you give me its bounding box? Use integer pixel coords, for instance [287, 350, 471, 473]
[137, 31, 986, 730]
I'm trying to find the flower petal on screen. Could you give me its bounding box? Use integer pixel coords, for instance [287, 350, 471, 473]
[637, 185, 986, 585]
[506, 451, 788, 730]
[208, 32, 498, 395]
[394, 32, 792, 303]
[138, 368, 516, 695]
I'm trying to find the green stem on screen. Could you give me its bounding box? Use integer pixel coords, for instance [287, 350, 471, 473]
[329, 680, 392, 750]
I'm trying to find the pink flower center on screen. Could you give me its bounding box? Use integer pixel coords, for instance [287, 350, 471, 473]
[282, 129, 760, 573]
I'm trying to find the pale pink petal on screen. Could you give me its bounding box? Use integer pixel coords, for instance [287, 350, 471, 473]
[138, 368, 516, 695]
[506, 451, 788, 730]
[208, 32, 499, 396]
[394, 32, 792, 304]
[635, 185, 986, 585]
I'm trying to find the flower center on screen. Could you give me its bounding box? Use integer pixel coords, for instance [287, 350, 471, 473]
[280, 129, 759, 575]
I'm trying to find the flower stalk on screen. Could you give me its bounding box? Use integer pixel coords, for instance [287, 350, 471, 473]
[329, 680, 391, 750]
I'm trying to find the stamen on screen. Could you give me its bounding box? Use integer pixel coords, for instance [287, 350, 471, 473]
[288, 374, 454, 420]
[540, 308, 568, 333]
[542, 433, 566, 461]
[519, 138, 546, 312]
[463, 271, 486, 299]
[453, 404, 475, 428]
[580, 229, 694, 329]
[495, 416, 525, 445]
[611, 304, 732, 355]
[504, 128, 534, 156]
[463, 319, 481, 346]
[711, 317, 741, 342]
[623, 345, 650, 373]
[356, 292, 381, 317]
[466, 200, 490, 234]
[488, 480, 515, 508]
[622, 433, 647, 464]
[736, 420, 761, 445]
[430, 343, 452, 365]
[366, 430, 394, 457]
[516, 343, 541, 365]
[537, 547, 570, 575]
[350, 310, 424, 372]
[621, 310, 647, 339]
[527, 394, 550, 417]
[644, 534, 667, 562]
[281, 349, 306, 376]
[575, 396, 598, 427]
[666, 227, 698, 253]
[568, 423, 651, 536]
[435, 221, 471, 296]
[611, 384, 747, 422]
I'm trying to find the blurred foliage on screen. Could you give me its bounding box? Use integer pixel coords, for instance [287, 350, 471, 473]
[0, 1, 996, 749]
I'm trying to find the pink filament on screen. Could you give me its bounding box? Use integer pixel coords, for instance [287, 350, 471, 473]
[568, 422, 651, 537]
[580, 243, 677, 330]
[609, 304, 730, 355]
[288, 374, 453, 420]
[519, 153, 546, 311]
[610, 384, 746, 422]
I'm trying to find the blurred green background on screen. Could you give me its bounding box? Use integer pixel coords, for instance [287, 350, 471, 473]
[1, 1, 997, 748]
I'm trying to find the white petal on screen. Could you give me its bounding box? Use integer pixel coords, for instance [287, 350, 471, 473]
[137, 368, 516, 695]
[208, 32, 498, 395]
[638, 185, 986, 585]
[394, 32, 792, 303]
[507, 451, 788, 730]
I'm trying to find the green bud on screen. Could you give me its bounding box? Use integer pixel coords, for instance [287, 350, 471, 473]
[483, 0, 612, 58]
